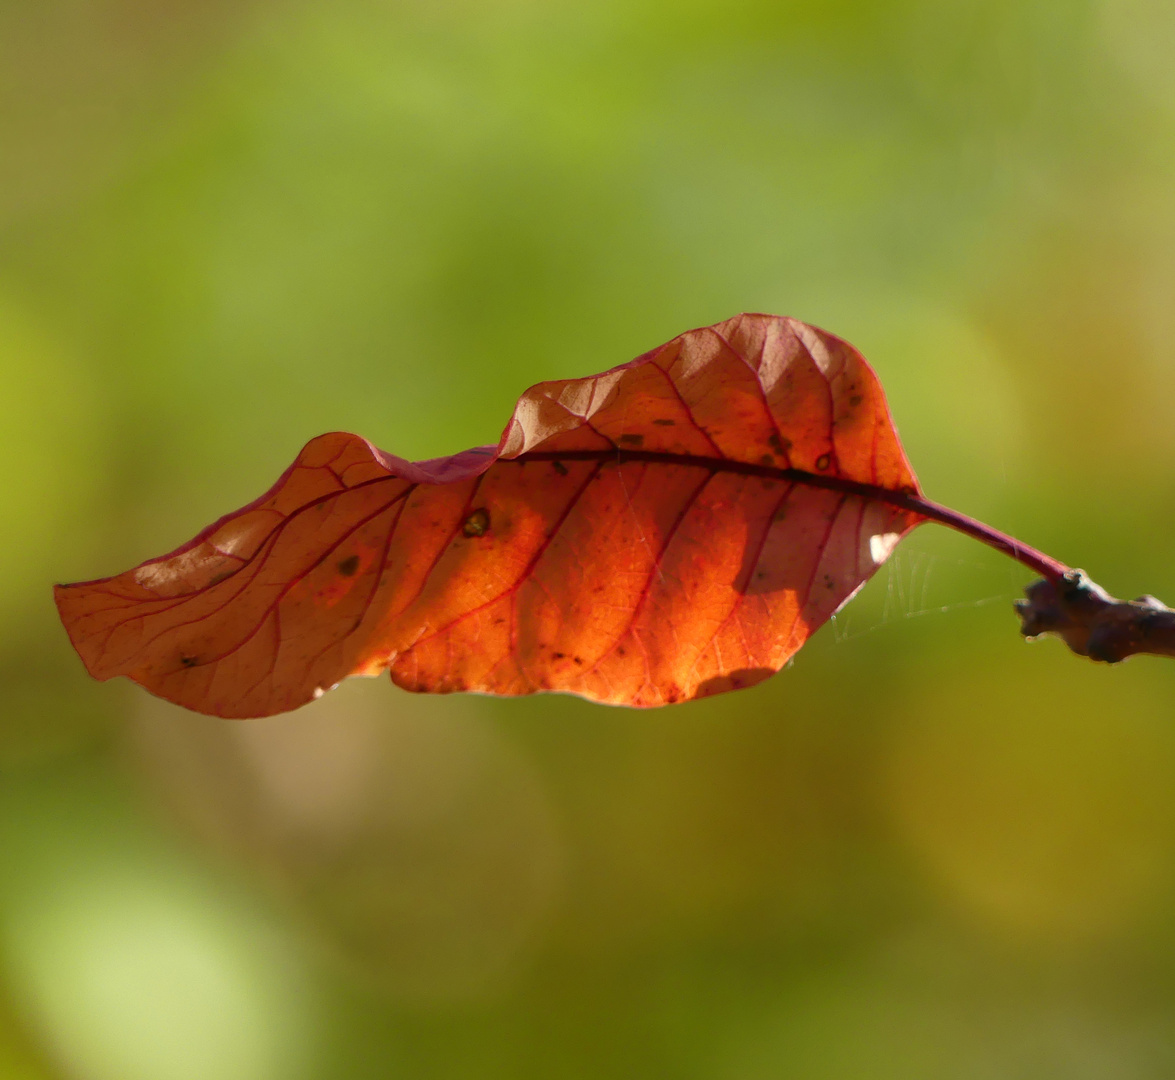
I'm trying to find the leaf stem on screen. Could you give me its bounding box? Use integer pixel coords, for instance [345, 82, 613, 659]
[884, 492, 1071, 582]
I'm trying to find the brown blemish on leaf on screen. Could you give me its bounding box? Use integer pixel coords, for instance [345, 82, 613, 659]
[463, 508, 490, 537]
[768, 432, 791, 456]
[653, 418, 675, 426]
[552, 461, 568, 476]
[179, 655, 197, 668]
[815, 454, 831, 471]
[696, 668, 773, 696]
[849, 394, 863, 407]
[337, 554, 360, 576]
[730, 668, 773, 688]
[619, 433, 644, 447]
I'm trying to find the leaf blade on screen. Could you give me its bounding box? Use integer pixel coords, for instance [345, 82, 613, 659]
[56, 313, 923, 716]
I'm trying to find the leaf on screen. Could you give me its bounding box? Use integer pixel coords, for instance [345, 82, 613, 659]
[55, 313, 924, 717]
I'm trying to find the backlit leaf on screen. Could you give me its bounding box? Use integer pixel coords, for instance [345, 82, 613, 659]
[56, 314, 923, 716]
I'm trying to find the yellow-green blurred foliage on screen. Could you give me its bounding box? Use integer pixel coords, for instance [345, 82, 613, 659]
[4, 0, 1175, 1076]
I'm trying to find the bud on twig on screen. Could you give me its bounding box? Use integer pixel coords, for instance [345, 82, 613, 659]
[1016, 570, 1175, 663]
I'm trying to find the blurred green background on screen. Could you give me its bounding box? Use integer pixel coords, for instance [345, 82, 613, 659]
[4, 0, 1175, 1076]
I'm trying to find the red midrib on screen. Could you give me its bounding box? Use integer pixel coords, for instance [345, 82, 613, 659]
[514, 449, 1070, 582]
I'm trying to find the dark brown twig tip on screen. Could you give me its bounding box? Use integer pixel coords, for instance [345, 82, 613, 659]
[1015, 570, 1175, 663]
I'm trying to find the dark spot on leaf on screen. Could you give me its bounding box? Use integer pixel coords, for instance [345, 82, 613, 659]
[463, 508, 490, 537]
[773, 505, 788, 522]
[849, 394, 863, 407]
[619, 433, 644, 447]
[573, 656, 584, 665]
[653, 418, 675, 426]
[552, 461, 568, 476]
[729, 668, 772, 688]
[337, 554, 360, 576]
[697, 668, 773, 696]
[209, 570, 233, 587]
[553, 651, 565, 659]
[760, 454, 774, 466]
[815, 454, 831, 471]
[617, 647, 626, 656]
[180, 655, 197, 668]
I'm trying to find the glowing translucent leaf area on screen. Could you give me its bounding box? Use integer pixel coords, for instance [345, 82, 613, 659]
[56, 314, 922, 716]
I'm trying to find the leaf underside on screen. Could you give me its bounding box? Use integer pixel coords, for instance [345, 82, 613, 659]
[55, 313, 923, 717]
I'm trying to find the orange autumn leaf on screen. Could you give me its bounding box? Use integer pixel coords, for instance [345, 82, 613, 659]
[55, 313, 926, 717]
